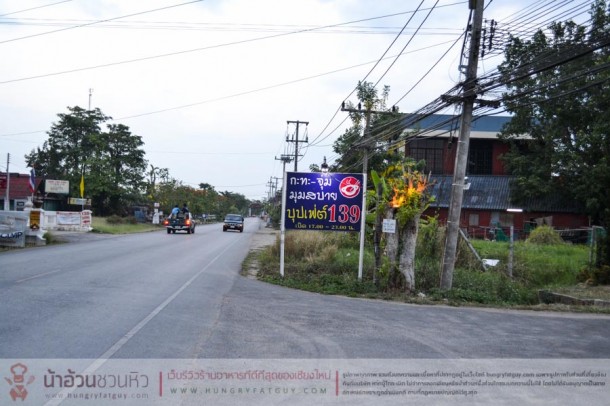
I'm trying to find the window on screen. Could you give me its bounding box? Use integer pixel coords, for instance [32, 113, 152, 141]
[469, 213, 479, 226]
[407, 139, 444, 174]
[468, 140, 493, 175]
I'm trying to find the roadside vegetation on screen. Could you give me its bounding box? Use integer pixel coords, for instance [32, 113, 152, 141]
[254, 218, 609, 313]
[91, 216, 162, 234]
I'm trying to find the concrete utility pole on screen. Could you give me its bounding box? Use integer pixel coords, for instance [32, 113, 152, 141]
[275, 154, 293, 174]
[286, 120, 308, 171]
[340, 104, 374, 282]
[340, 105, 396, 176]
[272, 176, 281, 205]
[267, 177, 274, 201]
[340, 106, 372, 180]
[440, 0, 485, 290]
[3, 153, 10, 211]
[342, 104, 398, 282]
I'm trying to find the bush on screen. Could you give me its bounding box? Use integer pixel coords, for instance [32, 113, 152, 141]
[105, 215, 138, 225]
[106, 215, 124, 225]
[430, 268, 536, 305]
[526, 225, 564, 245]
[578, 265, 610, 286]
[43, 231, 58, 244]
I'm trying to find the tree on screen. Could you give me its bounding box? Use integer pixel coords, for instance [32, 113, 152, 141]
[498, 0, 610, 270]
[372, 163, 433, 292]
[90, 123, 147, 214]
[25, 106, 147, 215]
[218, 191, 250, 216]
[147, 165, 170, 201]
[26, 106, 107, 180]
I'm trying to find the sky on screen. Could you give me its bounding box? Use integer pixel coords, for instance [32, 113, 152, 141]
[0, 0, 579, 201]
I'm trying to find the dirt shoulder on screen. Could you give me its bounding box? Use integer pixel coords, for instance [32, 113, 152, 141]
[244, 226, 278, 279]
[249, 226, 278, 250]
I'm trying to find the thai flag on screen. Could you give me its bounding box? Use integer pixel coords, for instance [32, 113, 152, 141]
[29, 168, 36, 193]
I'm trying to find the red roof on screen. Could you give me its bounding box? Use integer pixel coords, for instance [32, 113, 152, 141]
[0, 172, 42, 199]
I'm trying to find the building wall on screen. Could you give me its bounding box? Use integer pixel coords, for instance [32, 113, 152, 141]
[423, 207, 590, 241]
[404, 116, 589, 240]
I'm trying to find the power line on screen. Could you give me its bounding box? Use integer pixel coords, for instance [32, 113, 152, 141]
[0, 38, 457, 138]
[309, 1, 465, 164]
[0, 11, 450, 86]
[0, 0, 206, 45]
[374, 0, 440, 88]
[0, 0, 72, 18]
[0, 17, 467, 36]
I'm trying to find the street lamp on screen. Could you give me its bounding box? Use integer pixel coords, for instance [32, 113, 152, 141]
[321, 156, 329, 173]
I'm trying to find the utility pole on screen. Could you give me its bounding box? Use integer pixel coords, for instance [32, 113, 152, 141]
[340, 103, 374, 281]
[275, 154, 293, 174]
[340, 104, 376, 174]
[440, 0, 485, 290]
[267, 177, 274, 202]
[3, 153, 9, 211]
[272, 176, 281, 205]
[341, 103, 398, 282]
[286, 120, 308, 171]
[88, 88, 93, 110]
[340, 103, 397, 176]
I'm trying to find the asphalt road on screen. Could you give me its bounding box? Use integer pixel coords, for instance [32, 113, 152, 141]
[1, 218, 609, 360]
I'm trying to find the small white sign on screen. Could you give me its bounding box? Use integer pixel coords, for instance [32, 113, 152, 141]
[382, 218, 396, 234]
[45, 179, 70, 194]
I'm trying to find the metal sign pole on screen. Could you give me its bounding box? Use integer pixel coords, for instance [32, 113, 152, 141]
[279, 173, 288, 278]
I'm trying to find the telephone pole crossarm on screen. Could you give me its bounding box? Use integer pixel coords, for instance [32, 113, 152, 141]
[286, 120, 309, 172]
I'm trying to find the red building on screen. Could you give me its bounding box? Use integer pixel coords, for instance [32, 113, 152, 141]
[0, 172, 42, 211]
[403, 114, 590, 241]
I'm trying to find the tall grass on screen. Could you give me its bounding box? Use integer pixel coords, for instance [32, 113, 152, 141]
[259, 231, 377, 296]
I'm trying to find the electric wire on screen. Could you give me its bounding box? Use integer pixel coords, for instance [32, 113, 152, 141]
[0, 0, 206, 45]
[0, 10, 449, 86]
[373, 0, 439, 88]
[355, 1, 610, 162]
[309, 0, 465, 156]
[0, 0, 72, 18]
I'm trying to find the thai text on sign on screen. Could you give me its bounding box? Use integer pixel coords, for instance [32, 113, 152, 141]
[284, 172, 364, 232]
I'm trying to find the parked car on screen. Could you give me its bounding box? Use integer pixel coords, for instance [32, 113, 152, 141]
[163, 211, 196, 234]
[223, 214, 244, 232]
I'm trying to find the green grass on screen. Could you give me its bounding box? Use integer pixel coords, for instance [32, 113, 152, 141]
[470, 239, 590, 288]
[253, 228, 608, 312]
[92, 216, 163, 234]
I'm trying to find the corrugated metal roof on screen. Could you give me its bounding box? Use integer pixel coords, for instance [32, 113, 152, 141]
[428, 175, 583, 213]
[429, 175, 512, 210]
[523, 194, 583, 213]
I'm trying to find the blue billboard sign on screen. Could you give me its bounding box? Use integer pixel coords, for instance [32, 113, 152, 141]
[284, 172, 365, 232]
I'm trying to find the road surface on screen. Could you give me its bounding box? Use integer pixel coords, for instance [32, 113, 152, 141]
[1, 217, 609, 360]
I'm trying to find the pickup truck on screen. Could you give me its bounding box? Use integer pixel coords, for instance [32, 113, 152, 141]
[163, 212, 196, 234]
[223, 214, 244, 232]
